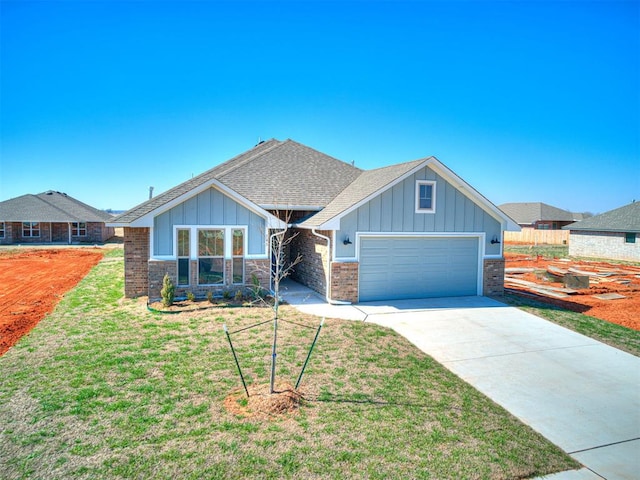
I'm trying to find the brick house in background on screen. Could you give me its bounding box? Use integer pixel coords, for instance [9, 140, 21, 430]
[498, 202, 582, 230]
[564, 202, 640, 262]
[110, 139, 518, 302]
[0, 191, 115, 245]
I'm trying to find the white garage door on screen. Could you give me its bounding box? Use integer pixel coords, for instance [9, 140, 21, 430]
[359, 236, 479, 301]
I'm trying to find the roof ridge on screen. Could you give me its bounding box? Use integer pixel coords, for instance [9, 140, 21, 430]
[35, 192, 82, 221]
[213, 139, 283, 178]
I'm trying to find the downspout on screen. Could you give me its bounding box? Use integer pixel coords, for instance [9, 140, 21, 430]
[67, 222, 71, 245]
[311, 228, 351, 305]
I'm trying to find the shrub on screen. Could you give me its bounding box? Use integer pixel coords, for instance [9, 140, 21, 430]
[160, 274, 175, 307]
[186, 291, 195, 302]
[206, 291, 213, 303]
[223, 290, 232, 300]
[234, 289, 243, 302]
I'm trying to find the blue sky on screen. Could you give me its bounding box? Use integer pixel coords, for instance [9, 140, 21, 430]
[1, 0, 638, 214]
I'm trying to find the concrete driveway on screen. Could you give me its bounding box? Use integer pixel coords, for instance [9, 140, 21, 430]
[280, 281, 640, 479]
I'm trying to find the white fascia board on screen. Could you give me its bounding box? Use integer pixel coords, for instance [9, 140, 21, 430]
[426, 160, 521, 232]
[318, 159, 434, 230]
[125, 178, 286, 229]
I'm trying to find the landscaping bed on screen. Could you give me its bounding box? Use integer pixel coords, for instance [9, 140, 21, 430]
[0, 248, 105, 355]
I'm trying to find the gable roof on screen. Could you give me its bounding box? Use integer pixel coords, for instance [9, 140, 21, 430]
[563, 202, 640, 233]
[113, 139, 362, 225]
[0, 191, 114, 223]
[300, 156, 519, 230]
[112, 139, 517, 232]
[499, 202, 578, 225]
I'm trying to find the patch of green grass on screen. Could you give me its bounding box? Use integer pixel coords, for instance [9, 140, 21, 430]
[502, 292, 640, 356]
[0, 249, 580, 479]
[504, 244, 569, 258]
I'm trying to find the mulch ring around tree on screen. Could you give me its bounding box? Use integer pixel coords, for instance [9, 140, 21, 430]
[224, 382, 304, 419]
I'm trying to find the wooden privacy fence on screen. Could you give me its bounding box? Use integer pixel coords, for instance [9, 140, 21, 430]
[504, 228, 569, 245]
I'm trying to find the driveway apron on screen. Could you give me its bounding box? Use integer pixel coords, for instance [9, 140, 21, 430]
[360, 297, 640, 480]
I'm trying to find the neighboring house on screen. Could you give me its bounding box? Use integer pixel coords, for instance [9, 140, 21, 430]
[499, 202, 581, 230]
[110, 139, 519, 302]
[563, 202, 640, 262]
[0, 191, 115, 245]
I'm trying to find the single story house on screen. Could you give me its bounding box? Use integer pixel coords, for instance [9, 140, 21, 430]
[498, 202, 581, 230]
[0, 191, 115, 245]
[110, 139, 519, 302]
[563, 202, 640, 262]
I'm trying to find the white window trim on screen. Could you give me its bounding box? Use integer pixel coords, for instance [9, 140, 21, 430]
[71, 222, 87, 237]
[23, 222, 40, 238]
[415, 180, 436, 214]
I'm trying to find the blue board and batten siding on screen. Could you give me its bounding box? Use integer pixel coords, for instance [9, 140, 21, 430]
[335, 166, 502, 259]
[153, 187, 266, 256]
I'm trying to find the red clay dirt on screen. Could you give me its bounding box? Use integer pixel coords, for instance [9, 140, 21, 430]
[505, 253, 640, 331]
[0, 248, 104, 356]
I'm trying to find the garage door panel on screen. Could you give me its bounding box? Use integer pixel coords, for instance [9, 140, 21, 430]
[359, 236, 479, 301]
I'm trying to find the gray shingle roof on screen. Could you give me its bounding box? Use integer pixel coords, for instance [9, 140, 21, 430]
[498, 202, 578, 225]
[0, 191, 114, 223]
[563, 202, 640, 233]
[298, 159, 426, 228]
[113, 139, 362, 224]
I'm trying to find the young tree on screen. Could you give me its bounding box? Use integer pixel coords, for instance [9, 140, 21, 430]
[268, 211, 303, 393]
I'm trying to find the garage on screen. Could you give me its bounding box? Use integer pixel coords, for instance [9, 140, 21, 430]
[358, 236, 480, 301]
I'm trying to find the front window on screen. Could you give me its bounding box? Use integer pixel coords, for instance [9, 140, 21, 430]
[22, 222, 40, 237]
[415, 181, 436, 213]
[177, 229, 190, 286]
[625, 232, 636, 244]
[198, 229, 224, 285]
[232, 229, 244, 284]
[0, 222, 4, 238]
[71, 222, 86, 236]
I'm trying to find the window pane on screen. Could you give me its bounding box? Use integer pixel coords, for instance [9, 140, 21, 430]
[419, 184, 432, 210]
[232, 229, 244, 256]
[178, 258, 190, 285]
[198, 230, 224, 256]
[178, 229, 190, 257]
[199, 258, 224, 284]
[625, 233, 636, 244]
[232, 258, 244, 284]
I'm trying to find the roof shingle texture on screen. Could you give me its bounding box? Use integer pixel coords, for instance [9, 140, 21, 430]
[0, 191, 114, 222]
[499, 202, 577, 224]
[564, 202, 640, 233]
[114, 139, 362, 223]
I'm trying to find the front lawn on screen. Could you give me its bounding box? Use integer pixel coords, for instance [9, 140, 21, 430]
[0, 252, 579, 479]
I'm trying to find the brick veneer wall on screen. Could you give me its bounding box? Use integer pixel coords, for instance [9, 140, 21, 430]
[483, 257, 505, 296]
[330, 262, 359, 303]
[569, 230, 640, 262]
[124, 227, 150, 298]
[290, 228, 329, 296]
[147, 257, 271, 300]
[0, 221, 114, 245]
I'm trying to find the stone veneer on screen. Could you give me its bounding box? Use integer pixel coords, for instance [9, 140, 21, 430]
[483, 257, 505, 296]
[569, 230, 639, 262]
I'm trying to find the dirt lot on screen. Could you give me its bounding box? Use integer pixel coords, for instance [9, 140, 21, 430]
[505, 253, 640, 331]
[0, 248, 104, 355]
